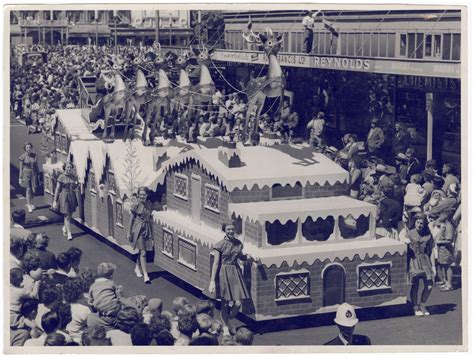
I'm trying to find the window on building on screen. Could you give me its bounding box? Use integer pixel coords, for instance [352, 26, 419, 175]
[442, 33, 452, 60]
[178, 237, 197, 270]
[108, 171, 116, 193]
[370, 33, 379, 57]
[115, 201, 123, 226]
[415, 33, 424, 59]
[90, 170, 96, 191]
[407, 33, 416, 58]
[174, 173, 188, 200]
[452, 34, 460, 60]
[362, 33, 371, 57]
[357, 263, 391, 291]
[340, 33, 349, 56]
[338, 214, 370, 239]
[275, 270, 310, 301]
[44, 175, 51, 194]
[355, 33, 363, 56]
[266, 220, 297, 246]
[399, 34, 407, 56]
[434, 34, 442, 58]
[302, 216, 335, 242]
[313, 32, 321, 54]
[424, 34, 433, 57]
[378, 33, 388, 57]
[271, 182, 302, 200]
[387, 33, 396, 57]
[162, 229, 174, 258]
[204, 184, 220, 213]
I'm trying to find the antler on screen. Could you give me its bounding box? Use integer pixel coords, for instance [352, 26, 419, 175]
[242, 29, 262, 44]
[265, 27, 273, 37]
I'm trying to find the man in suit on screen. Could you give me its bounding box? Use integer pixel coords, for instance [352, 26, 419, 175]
[392, 122, 410, 157]
[10, 209, 32, 241]
[366, 118, 384, 156]
[324, 303, 371, 345]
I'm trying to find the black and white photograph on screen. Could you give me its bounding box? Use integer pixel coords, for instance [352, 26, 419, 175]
[4, 2, 468, 352]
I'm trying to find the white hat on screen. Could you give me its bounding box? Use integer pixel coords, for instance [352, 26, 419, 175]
[334, 303, 359, 327]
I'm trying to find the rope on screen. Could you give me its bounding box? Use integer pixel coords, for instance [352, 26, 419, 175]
[354, 10, 391, 56]
[407, 10, 447, 59]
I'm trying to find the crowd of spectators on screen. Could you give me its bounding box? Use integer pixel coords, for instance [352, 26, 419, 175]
[9, 213, 255, 346]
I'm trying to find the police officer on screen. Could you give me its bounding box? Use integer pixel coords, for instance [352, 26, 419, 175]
[324, 303, 371, 345]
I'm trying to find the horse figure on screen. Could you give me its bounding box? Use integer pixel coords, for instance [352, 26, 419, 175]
[141, 49, 174, 145]
[123, 66, 149, 140]
[102, 72, 128, 142]
[242, 27, 286, 145]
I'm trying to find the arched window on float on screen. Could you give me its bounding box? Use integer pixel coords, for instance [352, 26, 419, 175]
[266, 219, 298, 246]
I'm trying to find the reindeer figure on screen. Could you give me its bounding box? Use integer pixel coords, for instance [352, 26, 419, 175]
[123, 64, 149, 140]
[141, 48, 174, 145]
[170, 49, 193, 113]
[242, 27, 286, 145]
[102, 72, 128, 141]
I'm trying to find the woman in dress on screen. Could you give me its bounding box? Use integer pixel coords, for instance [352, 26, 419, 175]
[126, 186, 153, 284]
[52, 161, 79, 241]
[209, 222, 251, 335]
[19, 141, 39, 213]
[406, 213, 435, 317]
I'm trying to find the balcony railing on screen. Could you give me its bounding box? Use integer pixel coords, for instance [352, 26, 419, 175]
[19, 19, 68, 27]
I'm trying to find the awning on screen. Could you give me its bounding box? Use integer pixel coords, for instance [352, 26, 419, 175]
[229, 196, 376, 224]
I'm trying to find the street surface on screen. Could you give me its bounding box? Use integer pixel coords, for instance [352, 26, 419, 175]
[8, 115, 463, 345]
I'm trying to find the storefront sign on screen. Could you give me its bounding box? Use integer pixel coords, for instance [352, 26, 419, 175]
[212, 49, 460, 79]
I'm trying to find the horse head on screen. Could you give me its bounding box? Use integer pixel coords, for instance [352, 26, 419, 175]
[243, 26, 283, 57]
[191, 44, 215, 66]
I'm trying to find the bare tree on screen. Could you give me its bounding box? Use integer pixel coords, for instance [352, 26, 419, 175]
[123, 139, 143, 200]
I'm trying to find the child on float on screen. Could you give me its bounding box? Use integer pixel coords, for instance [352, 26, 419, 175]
[126, 186, 153, 284]
[209, 221, 252, 336]
[52, 161, 79, 241]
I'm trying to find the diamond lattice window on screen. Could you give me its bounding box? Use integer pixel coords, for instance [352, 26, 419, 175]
[275, 272, 310, 300]
[163, 230, 173, 257]
[204, 184, 220, 212]
[358, 264, 391, 290]
[174, 174, 188, 200]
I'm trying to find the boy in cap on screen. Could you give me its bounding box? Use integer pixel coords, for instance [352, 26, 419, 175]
[324, 303, 371, 345]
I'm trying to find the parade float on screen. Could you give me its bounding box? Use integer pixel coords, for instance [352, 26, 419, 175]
[41, 35, 408, 321]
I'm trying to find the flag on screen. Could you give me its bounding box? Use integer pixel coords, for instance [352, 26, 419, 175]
[322, 16, 339, 37]
[246, 15, 252, 30]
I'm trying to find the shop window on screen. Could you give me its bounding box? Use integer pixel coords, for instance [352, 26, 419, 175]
[442, 33, 451, 60]
[271, 182, 302, 200]
[357, 263, 391, 291]
[302, 216, 335, 242]
[266, 220, 297, 246]
[204, 184, 220, 213]
[115, 201, 123, 226]
[452, 34, 460, 61]
[275, 270, 310, 301]
[399, 34, 407, 56]
[174, 173, 188, 200]
[108, 171, 116, 193]
[338, 214, 370, 239]
[178, 237, 197, 270]
[162, 229, 174, 258]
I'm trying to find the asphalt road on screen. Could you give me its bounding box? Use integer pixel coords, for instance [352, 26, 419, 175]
[8, 116, 464, 346]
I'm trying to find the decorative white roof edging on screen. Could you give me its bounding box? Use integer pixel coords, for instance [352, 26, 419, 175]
[229, 196, 376, 225]
[152, 210, 224, 248]
[242, 238, 407, 269]
[162, 147, 349, 192]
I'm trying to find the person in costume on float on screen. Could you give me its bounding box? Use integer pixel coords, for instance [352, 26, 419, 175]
[405, 213, 435, 316]
[52, 161, 79, 241]
[209, 222, 251, 336]
[18, 141, 39, 213]
[126, 186, 153, 284]
[324, 303, 371, 345]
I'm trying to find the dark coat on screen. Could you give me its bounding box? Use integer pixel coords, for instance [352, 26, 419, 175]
[378, 197, 402, 229]
[392, 130, 410, 155]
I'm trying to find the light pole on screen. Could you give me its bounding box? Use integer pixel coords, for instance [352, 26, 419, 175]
[113, 11, 118, 55]
[169, 12, 172, 46]
[95, 10, 99, 47]
[155, 10, 159, 44]
[50, 10, 53, 46]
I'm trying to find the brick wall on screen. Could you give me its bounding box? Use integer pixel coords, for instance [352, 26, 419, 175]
[246, 251, 407, 319]
[153, 224, 212, 291]
[243, 218, 263, 247]
[230, 185, 271, 203]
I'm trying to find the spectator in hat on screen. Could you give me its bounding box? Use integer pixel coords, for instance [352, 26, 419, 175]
[365, 118, 384, 155]
[324, 303, 371, 345]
